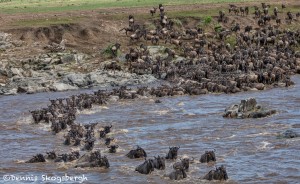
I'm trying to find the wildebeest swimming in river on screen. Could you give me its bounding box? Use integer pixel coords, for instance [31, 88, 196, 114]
[166, 146, 180, 159]
[108, 145, 119, 153]
[135, 159, 155, 174]
[167, 168, 187, 180]
[55, 151, 80, 162]
[75, 150, 110, 168]
[126, 145, 147, 159]
[25, 154, 46, 163]
[173, 158, 191, 171]
[200, 150, 216, 163]
[203, 165, 228, 181]
[149, 156, 166, 170]
[105, 137, 114, 145]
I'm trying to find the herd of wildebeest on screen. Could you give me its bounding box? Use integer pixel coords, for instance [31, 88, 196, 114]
[26, 2, 300, 181]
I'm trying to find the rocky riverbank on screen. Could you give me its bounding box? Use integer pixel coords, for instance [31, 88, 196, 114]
[0, 32, 158, 95]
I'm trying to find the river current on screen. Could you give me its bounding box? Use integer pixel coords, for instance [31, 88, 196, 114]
[0, 75, 299, 184]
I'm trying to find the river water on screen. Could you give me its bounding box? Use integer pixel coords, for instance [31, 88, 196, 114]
[0, 75, 299, 184]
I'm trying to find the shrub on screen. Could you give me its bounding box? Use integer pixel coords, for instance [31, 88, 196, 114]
[203, 16, 212, 25]
[101, 44, 116, 59]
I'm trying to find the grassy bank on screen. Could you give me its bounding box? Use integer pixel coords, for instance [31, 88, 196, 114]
[0, 0, 255, 14]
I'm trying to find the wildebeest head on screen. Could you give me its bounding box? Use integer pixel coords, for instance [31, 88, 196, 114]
[103, 125, 113, 134]
[166, 146, 180, 159]
[105, 137, 114, 145]
[108, 145, 119, 153]
[126, 146, 147, 159]
[46, 151, 57, 160]
[200, 150, 216, 163]
[99, 130, 106, 138]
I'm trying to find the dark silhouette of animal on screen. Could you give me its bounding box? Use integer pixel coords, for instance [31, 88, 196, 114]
[126, 146, 147, 159]
[55, 151, 80, 162]
[75, 151, 110, 168]
[200, 150, 216, 163]
[173, 158, 191, 171]
[203, 165, 228, 181]
[108, 145, 119, 153]
[105, 137, 114, 145]
[25, 154, 46, 163]
[135, 159, 155, 174]
[150, 7, 157, 16]
[149, 156, 166, 170]
[167, 168, 187, 180]
[166, 146, 180, 159]
[46, 151, 57, 160]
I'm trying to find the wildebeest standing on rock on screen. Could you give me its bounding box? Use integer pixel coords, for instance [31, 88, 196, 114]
[166, 146, 180, 159]
[203, 165, 228, 181]
[126, 146, 147, 159]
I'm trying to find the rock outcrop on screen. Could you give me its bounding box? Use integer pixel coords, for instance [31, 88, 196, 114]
[223, 98, 276, 119]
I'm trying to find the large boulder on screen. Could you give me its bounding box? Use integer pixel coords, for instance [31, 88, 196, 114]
[50, 82, 78, 92]
[63, 73, 90, 88]
[223, 98, 276, 119]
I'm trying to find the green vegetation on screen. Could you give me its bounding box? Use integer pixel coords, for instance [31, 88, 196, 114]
[203, 16, 212, 25]
[225, 35, 236, 47]
[171, 18, 183, 27]
[101, 44, 120, 59]
[0, 0, 256, 14]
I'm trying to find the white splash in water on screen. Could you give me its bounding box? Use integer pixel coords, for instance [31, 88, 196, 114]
[177, 102, 185, 106]
[257, 141, 272, 151]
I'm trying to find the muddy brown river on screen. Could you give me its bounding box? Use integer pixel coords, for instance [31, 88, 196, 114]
[0, 75, 300, 184]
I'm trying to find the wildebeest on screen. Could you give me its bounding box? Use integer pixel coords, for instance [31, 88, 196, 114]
[203, 165, 228, 181]
[166, 146, 180, 159]
[55, 151, 80, 162]
[167, 168, 187, 180]
[135, 159, 155, 174]
[108, 145, 119, 153]
[126, 146, 147, 159]
[46, 151, 57, 160]
[75, 151, 110, 168]
[149, 156, 166, 170]
[105, 137, 114, 145]
[173, 158, 191, 171]
[25, 154, 46, 163]
[200, 150, 216, 163]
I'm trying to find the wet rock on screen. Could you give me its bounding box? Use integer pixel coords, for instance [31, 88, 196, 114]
[63, 73, 89, 88]
[223, 98, 276, 119]
[61, 54, 75, 63]
[50, 82, 78, 92]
